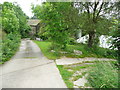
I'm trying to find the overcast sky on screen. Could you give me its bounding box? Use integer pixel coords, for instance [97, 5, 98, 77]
[0, 0, 44, 17]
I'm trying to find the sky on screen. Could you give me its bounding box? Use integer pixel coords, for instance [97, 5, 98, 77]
[0, 0, 44, 17]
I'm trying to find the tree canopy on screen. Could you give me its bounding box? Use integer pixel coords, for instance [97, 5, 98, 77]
[74, 1, 116, 47]
[32, 1, 119, 49]
[1, 2, 31, 38]
[32, 2, 79, 49]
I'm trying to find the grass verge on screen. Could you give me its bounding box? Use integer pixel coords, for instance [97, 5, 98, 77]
[34, 41, 116, 60]
[87, 61, 119, 88]
[57, 65, 74, 88]
[34, 41, 60, 60]
[0, 62, 2, 64]
[57, 61, 118, 88]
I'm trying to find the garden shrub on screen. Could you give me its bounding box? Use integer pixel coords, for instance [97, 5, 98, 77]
[0, 2, 30, 64]
[1, 33, 21, 63]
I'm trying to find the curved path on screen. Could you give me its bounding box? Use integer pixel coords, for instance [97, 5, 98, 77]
[0, 39, 67, 88]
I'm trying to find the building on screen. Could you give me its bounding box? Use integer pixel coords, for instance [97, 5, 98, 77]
[27, 19, 40, 39]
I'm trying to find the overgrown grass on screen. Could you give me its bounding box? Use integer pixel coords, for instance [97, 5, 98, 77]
[0, 62, 2, 64]
[57, 60, 118, 88]
[87, 61, 119, 88]
[34, 41, 60, 60]
[64, 64, 94, 71]
[64, 43, 116, 59]
[57, 65, 74, 88]
[34, 41, 116, 60]
[57, 64, 94, 88]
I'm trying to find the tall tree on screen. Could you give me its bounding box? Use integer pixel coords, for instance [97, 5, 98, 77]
[32, 2, 79, 49]
[1, 2, 31, 38]
[75, 1, 114, 47]
[13, 3, 31, 38]
[2, 2, 19, 34]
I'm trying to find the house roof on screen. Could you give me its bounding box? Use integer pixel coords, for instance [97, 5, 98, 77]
[27, 19, 40, 26]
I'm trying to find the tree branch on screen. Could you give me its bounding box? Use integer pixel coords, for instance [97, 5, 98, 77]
[93, 2, 99, 21]
[96, 2, 104, 20]
[86, 2, 90, 18]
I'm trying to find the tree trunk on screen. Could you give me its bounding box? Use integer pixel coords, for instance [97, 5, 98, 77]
[88, 31, 95, 48]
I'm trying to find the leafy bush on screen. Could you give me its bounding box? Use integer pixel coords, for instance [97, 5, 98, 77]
[87, 61, 118, 88]
[1, 33, 20, 63]
[0, 2, 30, 64]
[68, 38, 76, 45]
[111, 20, 120, 63]
[1, 2, 31, 38]
[32, 2, 75, 49]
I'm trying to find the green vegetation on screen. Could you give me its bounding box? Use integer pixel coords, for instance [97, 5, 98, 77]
[32, 2, 119, 49]
[57, 65, 74, 88]
[1, 2, 31, 38]
[57, 60, 118, 88]
[34, 41, 116, 60]
[34, 41, 60, 59]
[57, 64, 93, 88]
[1, 33, 21, 63]
[0, 2, 31, 64]
[87, 61, 118, 88]
[65, 43, 116, 59]
[32, 1, 119, 64]
[32, 2, 79, 49]
[78, 2, 113, 47]
[111, 19, 120, 63]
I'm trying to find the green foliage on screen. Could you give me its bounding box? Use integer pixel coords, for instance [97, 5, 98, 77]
[64, 44, 116, 59]
[1, 2, 30, 63]
[1, 33, 20, 63]
[0, 29, 6, 40]
[79, 13, 112, 36]
[111, 19, 120, 62]
[87, 61, 118, 88]
[32, 2, 79, 49]
[13, 4, 31, 38]
[38, 23, 49, 40]
[1, 2, 31, 37]
[68, 38, 76, 45]
[34, 41, 60, 60]
[77, 2, 114, 47]
[57, 61, 118, 88]
[2, 5, 19, 33]
[57, 65, 74, 88]
[34, 41, 116, 60]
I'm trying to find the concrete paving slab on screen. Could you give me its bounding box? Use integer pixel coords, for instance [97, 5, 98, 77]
[74, 76, 87, 87]
[0, 40, 67, 88]
[56, 57, 116, 65]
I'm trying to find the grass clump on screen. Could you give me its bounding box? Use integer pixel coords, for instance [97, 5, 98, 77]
[87, 61, 118, 88]
[70, 64, 95, 72]
[34, 41, 60, 60]
[65, 44, 116, 59]
[34, 40, 116, 60]
[57, 65, 74, 88]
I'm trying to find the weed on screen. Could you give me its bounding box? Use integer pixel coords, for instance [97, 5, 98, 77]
[57, 65, 74, 88]
[87, 61, 118, 88]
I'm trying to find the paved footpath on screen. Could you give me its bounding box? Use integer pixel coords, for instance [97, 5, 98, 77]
[56, 57, 116, 65]
[0, 39, 67, 88]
